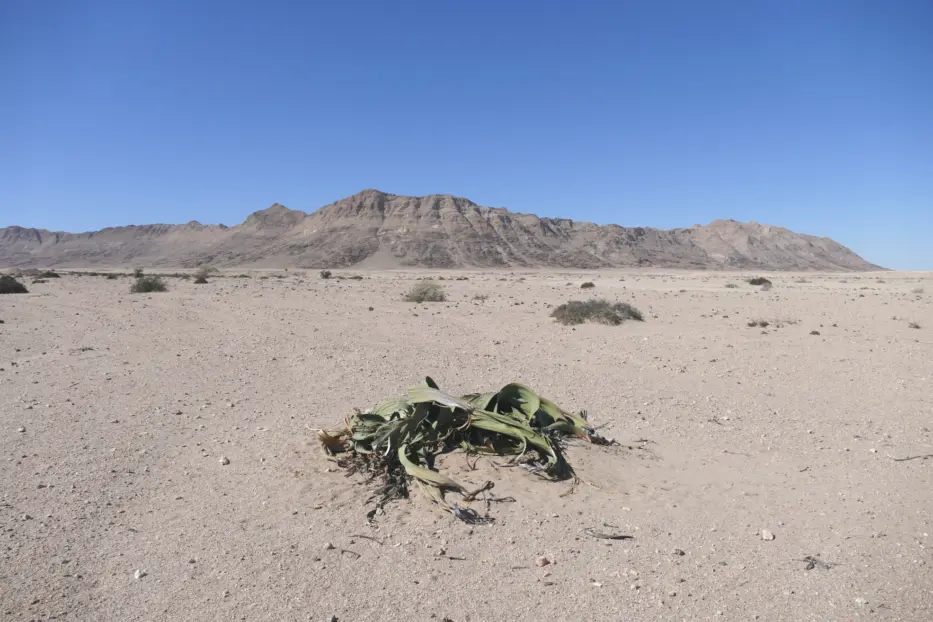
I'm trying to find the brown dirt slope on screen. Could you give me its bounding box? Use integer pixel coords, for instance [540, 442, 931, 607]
[0, 189, 883, 270]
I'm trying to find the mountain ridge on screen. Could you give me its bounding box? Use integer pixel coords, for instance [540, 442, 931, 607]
[0, 190, 883, 270]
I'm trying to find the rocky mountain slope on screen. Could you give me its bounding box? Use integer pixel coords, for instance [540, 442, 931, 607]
[0, 189, 882, 270]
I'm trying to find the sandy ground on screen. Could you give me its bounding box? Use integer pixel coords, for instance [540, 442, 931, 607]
[1, 269, 932, 621]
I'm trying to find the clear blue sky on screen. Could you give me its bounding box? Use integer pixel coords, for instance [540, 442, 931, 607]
[1, 1, 930, 269]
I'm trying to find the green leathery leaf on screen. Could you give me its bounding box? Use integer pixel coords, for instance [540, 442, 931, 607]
[370, 399, 412, 418]
[462, 392, 498, 410]
[468, 416, 556, 465]
[398, 444, 464, 491]
[497, 383, 541, 420]
[407, 385, 475, 412]
[537, 396, 567, 426]
[424, 376, 440, 389]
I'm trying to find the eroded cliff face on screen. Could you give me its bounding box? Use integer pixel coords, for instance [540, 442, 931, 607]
[0, 190, 882, 270]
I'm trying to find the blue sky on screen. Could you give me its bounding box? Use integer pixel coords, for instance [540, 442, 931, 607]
[1, 1, 930, 269]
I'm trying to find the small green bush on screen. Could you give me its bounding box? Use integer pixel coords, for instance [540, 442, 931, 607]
[320, 270, 332, 279]
[908, 321, 921, 329]
[405, 281, 446, 303]
[747, 277, 771, 286]
[0, 275, 28, 294]
[551, 299, 643, 326]
[130, 276, 167, 293]
[580, 282, 595, 289]
[133, 267, 144, 278]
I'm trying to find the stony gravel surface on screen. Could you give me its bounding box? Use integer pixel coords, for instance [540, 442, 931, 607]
[1, 270, 931, 621]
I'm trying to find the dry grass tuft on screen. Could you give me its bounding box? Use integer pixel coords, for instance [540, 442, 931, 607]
[404, 281, 446, 303]
[551, 299, 643, 326]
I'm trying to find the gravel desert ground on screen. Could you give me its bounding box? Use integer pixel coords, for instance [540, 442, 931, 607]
[2, 269, 932, 621]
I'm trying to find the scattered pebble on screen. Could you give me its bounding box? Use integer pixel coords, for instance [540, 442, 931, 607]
[324, 542, 335, 550]
[673, 548, 685, 556]
[219, 456, 230, 466]
[134, 569, 146, 580]
[535, 556, 551, 567]
[17, 426, 25, 433]
[761, 529, 775, 541]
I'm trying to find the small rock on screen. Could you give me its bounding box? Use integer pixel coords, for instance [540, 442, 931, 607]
[134, 569, 146, 580]
[761, 529, 775, 541]
[219, 456, 230, 466]
[324, 542, 335, 550]
[673, 548, 685, 556]
[855, 597, 868, 606]
[535, 556, 551, 567]
[17, 426, 26, 433]
[21, 514, 32, 521]
[668, 591, 677, 597]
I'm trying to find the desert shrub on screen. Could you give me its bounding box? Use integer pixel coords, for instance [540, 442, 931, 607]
[747, 319, 770, 328]
[106, 274, 118, 280]
[0, 275, 28, 294]
[133, 267, 144, 278]
[348, 275, 364, 280]
[908, 321, 921, 329]
[580, 282, 595, 289]
[193, 265, 213, 284]
[747, 277, 771, 286]
[551, 299, 643, 326]
[130, 275, 167, 293]
[472, 294, 489, 301]
[405, 281, 446, 303]
[32, 279, 48, 284]
[37, 270, 61, 279]
[912, 287, 924, 294]
[724, 283, 738, 288]
[810, 330, 821, 335]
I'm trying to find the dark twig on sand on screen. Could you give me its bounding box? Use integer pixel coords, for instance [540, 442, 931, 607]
[888, 453, 933, 462]
[584, 527, 634, 540]
[801, 555, 834, 570]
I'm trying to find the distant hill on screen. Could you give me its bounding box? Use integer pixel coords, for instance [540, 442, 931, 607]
[0, 189, 883, 270]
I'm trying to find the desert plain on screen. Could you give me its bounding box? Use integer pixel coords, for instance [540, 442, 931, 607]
[1, 269, 931, 621]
